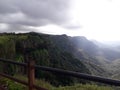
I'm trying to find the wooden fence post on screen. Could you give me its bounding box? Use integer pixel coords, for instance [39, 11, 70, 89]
[28, 60, 35, 90]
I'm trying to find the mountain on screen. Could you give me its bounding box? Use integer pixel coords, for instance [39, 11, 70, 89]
[71, 36, 120, 61]
[0, 32, 120, 85]
[0, 32, 90, 86]
[101, 41, 120, 47]
[70, 36, 99, 56]
[92, 40, 120, 47]
[70, 36, 120, 79]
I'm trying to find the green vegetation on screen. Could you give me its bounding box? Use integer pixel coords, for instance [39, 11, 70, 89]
[0, 32, 120, 90]
[0, 77, 26, 90]
[0, 32, 90, 86]
[0, 76, 115, 90]
[53, 84, 114, 90]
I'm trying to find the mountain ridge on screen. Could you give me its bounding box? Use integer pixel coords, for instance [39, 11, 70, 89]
[0, 32, 120, 84]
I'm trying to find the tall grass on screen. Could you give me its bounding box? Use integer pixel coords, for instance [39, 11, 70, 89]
[0, 75, 116, 90]
[53, 84, 114, 90]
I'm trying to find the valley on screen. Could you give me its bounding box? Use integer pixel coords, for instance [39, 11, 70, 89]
[71, 36, 120, 79]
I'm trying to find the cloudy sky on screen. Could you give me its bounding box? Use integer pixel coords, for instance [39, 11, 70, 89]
[0, 0, 120, 41]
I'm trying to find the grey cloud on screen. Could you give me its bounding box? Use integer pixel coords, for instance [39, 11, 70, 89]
[17, 0, 70, 24]
[17, 0, 69, 19]
[0, 0, 71, 32]
[0, 24, 34, 33]
[0, 0, 18, 14]
[0, 13, 51, 26]
[65, 25, 81, 29]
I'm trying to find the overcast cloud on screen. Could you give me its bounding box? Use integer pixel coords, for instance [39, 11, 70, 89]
[2, 0, 119, 42]
[0, 0, 75, 32]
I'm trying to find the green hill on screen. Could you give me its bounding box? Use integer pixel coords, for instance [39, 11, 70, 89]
[0, 32, 120, 87]
[0, 32, 90, 86]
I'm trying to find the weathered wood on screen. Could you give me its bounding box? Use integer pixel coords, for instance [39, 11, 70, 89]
[28, 60, 35, 90]
[1, 58, 120, 88]
[0, 73, 47, 90]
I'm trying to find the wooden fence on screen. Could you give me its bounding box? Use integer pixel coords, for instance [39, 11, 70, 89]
[0, 58, 120, 90]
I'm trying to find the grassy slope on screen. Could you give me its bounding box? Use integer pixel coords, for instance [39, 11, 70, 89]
[0, 75, 115, 90]
[53, 84, 114, 90]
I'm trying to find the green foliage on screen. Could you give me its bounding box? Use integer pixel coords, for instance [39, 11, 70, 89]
[0, 75, 114, 90]
[17, 35, 28, 40]
[53, 84, 114, 90]
[15, 54, 24, 62]
[0, 32, 120, 89]
[14, 74, 53, 89]
[0, 33, 90, 86]
[0, 77, 26, 90]
[0, 35, 16, 75]
[0, 35, 15, 59]
[32, 49, 50, 66]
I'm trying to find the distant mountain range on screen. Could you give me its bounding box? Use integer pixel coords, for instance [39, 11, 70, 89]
[101, 41, 120, 47]
[92, 40, 120, 48]
[70, 36, 120, 79]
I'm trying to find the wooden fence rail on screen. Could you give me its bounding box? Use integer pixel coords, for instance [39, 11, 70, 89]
[0, 58, 120, 90]
[0, 58, 47, 90]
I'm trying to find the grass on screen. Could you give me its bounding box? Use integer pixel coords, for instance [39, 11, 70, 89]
[0, 74, 116, 90]
[53, 84, 114, 90]
[0, 36, 9, 44]
[14, 74, 53, 89]
[0, 76, 26, 90]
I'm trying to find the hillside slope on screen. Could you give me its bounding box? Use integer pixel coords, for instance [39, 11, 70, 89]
[0, 32, 90, 86]
[70, 36, 120, 79]
[0, 32, 120, 85]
